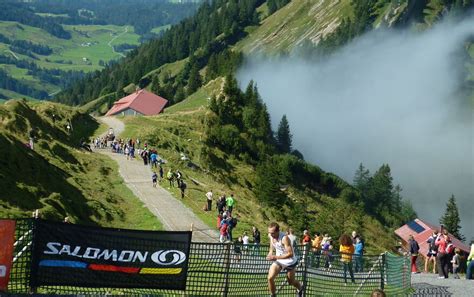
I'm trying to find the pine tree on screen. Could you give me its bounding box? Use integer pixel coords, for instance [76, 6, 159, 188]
[440, 194, 465, 241]
[276, 115, 292, 154]
[151, 75, 161, 95]
[187, 65, 202, 96]
[353, 163, 371, 196]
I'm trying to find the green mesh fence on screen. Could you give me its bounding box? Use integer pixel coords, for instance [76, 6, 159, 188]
[5, 219, 412, 296]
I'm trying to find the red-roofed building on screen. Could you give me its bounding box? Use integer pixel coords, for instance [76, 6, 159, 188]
[105, 89, 168, 116]
[395, 218, 470, 258]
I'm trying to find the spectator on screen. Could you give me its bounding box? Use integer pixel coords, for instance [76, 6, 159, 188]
[312, 232, 323, 268]
[167, 169, 174, 188]
[205, 190, 213, 211]
[435, 227, 451, 279]
[451, 248, 461, 279]
[219, 221, 228, 243]
[322, 236, 333, 269]
[175, 170, 183, 187]
[242, 231, 250, 254]
[179, 180, 187, 199]
[301, 230, 311, 245]
[351, 230, 358, 245]
[234, 236, 243, 267]
[354, 236, 364, 272]
[466, 242, 474, 280]
[287, 228, 297, 247]
[159, 165, 164, 182]
[152, 171, 157, 187]
[226, 194, 235, 214]
[339, 234, 355, 285]
[408, 235, 420, 273]
[252, 226, 261, 255]
[217, 195, 226, 214]
[425, 230, 438, 273]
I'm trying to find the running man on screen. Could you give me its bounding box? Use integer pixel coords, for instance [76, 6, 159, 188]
[266, 222, 303, 297]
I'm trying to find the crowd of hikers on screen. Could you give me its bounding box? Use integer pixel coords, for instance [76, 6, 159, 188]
[408, 227, 474, 280]
[93, 136, 188, 198]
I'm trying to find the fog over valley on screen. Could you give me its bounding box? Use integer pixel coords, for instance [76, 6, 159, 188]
[238, 18, 474, 240]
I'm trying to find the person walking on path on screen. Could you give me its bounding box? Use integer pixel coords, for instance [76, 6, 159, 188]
[339, 234, 355, 285]
[152, 171, 158, 187]
[266, 222, 304, 297]
[179, 180, 187, 199]
[435, 227, 450, 279]
[206, 190, 213, 211]
[408, 235, 420, 273]
[226, 194, 235, 214]
[167, 169, 174, 188]
[159, 165, 164, 182]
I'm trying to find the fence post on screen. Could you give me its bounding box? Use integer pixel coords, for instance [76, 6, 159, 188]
[223, 242, 231, 297]
[302, 243, 309, 297]
[28, 218, 37, 294]
[380, 253, 386, 290]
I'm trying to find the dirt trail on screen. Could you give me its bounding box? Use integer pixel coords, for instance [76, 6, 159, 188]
[97, 116, 219, 242]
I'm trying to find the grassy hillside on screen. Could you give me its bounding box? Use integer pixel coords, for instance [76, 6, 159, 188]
[235, 0, 353, 54]
[0, 100, 161, 230]
[0, 21, 141, 98]
[116, 80, 396, 252]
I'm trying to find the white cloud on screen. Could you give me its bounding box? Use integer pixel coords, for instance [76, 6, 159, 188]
[238, 17, 474, 240]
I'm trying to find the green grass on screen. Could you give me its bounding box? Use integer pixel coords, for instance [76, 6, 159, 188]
[235, 0, 353, 54]
[142, 58, 189, 81]
[165, 77, 224, 113]
[0, 21, 141, 95]
[0, 100, 162, 230]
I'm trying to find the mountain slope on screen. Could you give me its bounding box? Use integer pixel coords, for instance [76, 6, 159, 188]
[235, 0, 353, 54]
[0, 100, 161, 230]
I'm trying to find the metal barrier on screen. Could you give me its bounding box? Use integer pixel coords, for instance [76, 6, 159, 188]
[5, 219, 412, 296]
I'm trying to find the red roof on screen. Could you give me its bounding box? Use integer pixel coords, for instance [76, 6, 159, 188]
[394, 218, 470, 255]
[105, 89, 168, 116]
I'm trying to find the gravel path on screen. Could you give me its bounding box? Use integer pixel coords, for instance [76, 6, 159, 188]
[96, 116, 219, 243]
[411, 271, 474, 296]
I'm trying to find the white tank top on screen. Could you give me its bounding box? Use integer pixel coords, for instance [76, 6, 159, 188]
[271, 232, 297, 266]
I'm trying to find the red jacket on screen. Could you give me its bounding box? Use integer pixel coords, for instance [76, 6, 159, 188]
[435, 235, 450, 254]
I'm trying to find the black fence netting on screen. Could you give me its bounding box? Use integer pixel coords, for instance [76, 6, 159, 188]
[4, 219, 412, 296]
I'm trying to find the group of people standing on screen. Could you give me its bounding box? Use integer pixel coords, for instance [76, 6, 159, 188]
[408, 227, 469, 280]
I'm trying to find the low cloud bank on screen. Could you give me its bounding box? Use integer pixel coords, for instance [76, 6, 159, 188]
[238, 18, 474, 240]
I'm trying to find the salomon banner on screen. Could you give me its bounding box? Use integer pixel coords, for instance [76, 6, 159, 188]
[0, 220, 16, 291]
[31, 220, 191, 290]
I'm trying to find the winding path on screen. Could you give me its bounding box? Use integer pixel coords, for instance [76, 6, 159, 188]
[96, 116, 219, 243]
[107, 26, 128, 58]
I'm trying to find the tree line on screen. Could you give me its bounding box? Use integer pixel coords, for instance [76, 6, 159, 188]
[0, 1, 71, 39]
[54, 0, 265, 106]
[27, 0, 201, 36]
[0, 54, 84, 94]
[0, 69, 49, 99]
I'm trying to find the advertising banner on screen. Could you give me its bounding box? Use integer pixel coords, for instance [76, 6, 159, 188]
[31, 220, 191, 290]
[0, 220, 16, 291]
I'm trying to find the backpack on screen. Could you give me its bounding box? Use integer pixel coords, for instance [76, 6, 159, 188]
[428, 237, 438, 253]
[230, 217, 238, 228]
